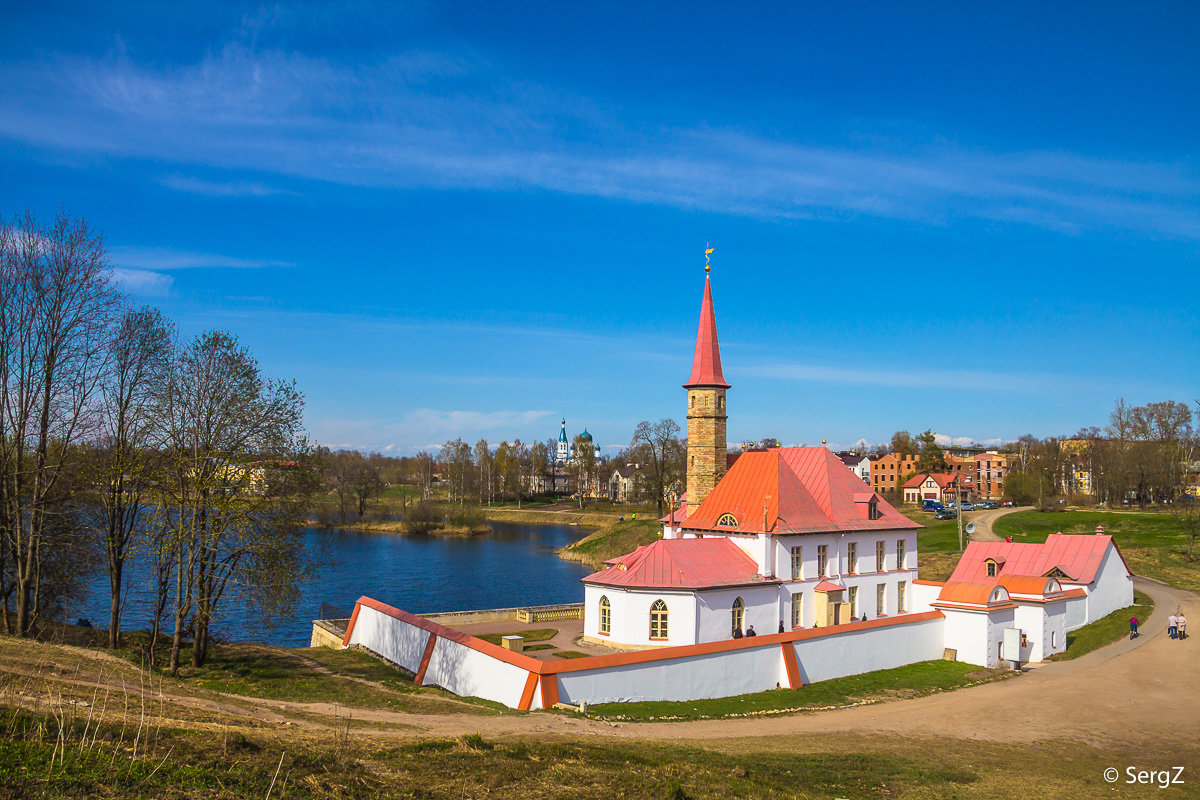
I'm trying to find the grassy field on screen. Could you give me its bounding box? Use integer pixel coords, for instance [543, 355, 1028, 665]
[1049, 590, 1154, 661]
[475, 628, 557, 646]
[557, 517, 663, 567]
[994, 510, 1200, 592]
[587, 659, 1009, 721]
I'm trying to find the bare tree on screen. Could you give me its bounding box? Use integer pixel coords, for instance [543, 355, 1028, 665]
[90, 306, 172, 648]
[571, 433, 597, 508]
[631, 419, 684, 516]
[0, 212, 118, 635]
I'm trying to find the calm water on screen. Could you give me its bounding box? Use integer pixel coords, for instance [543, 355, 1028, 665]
[67, 521, 594, 648]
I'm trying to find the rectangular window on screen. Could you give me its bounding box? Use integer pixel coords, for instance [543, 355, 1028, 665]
[790, 546, 802, 580]
[848, 586, 858, 619]
[817, 545, 828, 578]
[791, 592, 802, 628]
[897, 581, 907, 613]
[876, 583, 886, 616]
[897, 539, 906, 571]
[876, 540, 886, 572]
[846, 542, 857, 574]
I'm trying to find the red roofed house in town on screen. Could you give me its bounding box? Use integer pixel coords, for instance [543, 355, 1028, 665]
[947, 531, 1133, 630]
[902, 472, 971, 505]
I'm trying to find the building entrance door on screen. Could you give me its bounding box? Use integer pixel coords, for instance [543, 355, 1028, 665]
[826, 602, 842, 626]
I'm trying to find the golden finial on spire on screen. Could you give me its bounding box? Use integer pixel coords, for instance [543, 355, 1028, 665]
[705, 243, 714, 274]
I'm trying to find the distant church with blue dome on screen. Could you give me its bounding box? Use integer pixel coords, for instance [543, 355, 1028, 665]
[554, 418, 595, 465]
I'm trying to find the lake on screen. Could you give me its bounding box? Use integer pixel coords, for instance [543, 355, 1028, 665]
[66, 521, 595, 648]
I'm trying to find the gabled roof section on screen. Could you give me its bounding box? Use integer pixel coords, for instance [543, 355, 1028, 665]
[949, 533, 1131, 586]
[582, 538, 776, 590]
[903, 472, 960, 489]
[682, 447, 921, 534]
[683, 275, 730, 389]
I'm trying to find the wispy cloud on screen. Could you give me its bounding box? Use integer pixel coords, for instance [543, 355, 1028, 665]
[108, 267, 173, 297]
[311, 408, 556, 453]
[743, 361, 1045, 392]
[109, 245, 293, 270]
[1, 36, 1196, 239]
[157, 174, 299, 197]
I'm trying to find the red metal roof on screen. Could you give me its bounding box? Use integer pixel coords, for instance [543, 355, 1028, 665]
[683, 275, 730, 389]
[683, 447, 921, 535]
[813, 580, 846, 592]
[948, 533, 1130, 585]
[582, 538, 777, 590]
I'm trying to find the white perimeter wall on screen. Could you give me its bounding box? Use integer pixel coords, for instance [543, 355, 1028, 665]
[347, 599, 949, 709]
[1013, 602, 1067, 662]
[559, 613, 946, 705]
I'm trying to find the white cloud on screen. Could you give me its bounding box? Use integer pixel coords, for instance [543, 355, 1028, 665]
[933, 433, 1005, 448]
[310, 408, 556, 453]
[743, 361, 1042, 392]
[109, 245, 293, 270]
[108, 267, 173, 296]
[1, 40, 1196, 239]
[157, 174, 299, 197]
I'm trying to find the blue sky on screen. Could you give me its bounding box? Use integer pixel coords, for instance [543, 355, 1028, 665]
[3, 2, 1197, 455]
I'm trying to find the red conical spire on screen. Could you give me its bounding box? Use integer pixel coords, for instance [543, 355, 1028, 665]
[684, 275, 730, 389]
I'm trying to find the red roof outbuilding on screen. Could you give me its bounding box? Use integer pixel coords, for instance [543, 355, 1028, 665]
[948, 533, 1130, 586]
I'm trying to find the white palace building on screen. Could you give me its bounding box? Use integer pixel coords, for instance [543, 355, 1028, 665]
[332, 262, 1134, 710]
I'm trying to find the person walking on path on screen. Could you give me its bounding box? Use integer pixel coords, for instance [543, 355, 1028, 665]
[1130, 616, 1139, 639]
[1178, 613, 1188, 640]
[1169, 612, 1179, 639]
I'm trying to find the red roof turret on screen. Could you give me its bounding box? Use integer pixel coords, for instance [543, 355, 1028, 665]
[684, 275, 730, 389]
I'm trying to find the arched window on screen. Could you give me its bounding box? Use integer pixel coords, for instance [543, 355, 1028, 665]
[599, 596, 611, 635]
[649, 599, 668, 640]
[731, 597, 744, 635]
[716, 513, 738, 527]
[985, 559, 999, 578]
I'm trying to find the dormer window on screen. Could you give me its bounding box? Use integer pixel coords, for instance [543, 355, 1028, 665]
[868, 498, 881, 520]
[716, 513, 739, 528]
[985, 558, 1000, 578]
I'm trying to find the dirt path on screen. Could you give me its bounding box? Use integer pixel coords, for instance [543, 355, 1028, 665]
[965, 504, 1032, 542]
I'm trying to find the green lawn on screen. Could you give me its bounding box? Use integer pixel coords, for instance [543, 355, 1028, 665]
[994, 510, 1200, 591]
[587, 659, 1009, 721]
[1050, 590, 1154, 661]
[475, 628, 558, 645]
[559, 517, 663, 566]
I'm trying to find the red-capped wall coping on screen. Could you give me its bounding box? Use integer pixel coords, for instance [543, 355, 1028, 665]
[342, 595, 945, 677]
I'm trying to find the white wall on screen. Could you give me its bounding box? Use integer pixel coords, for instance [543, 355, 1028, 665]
[1081, 545, 1135, 627]
[940, 607, 1016, 667]
[1063, 594, 1089, 631]
[790, 614, 945, 683]
[345, 604, 432, 673]
[910, 582, 943, 613]
[695, 585, 779, 640]
[583, 585, 697, 647]
[423, 636, 533, 708]
[557, 641, 786, 704]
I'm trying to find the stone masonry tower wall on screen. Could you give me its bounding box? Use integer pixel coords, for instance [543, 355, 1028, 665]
[683, 273, 730, 516]
[686, 387, 727, 515]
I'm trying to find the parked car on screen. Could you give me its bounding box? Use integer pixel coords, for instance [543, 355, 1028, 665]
[934, 509, 958, 520]
[921, 499, 945, 512]
[977, 500, 999, 510]
[960, 501, 976, 511]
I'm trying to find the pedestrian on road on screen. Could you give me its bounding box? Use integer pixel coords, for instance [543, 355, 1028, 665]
[1130, 616, 1139, 639]
[1178, 613, 1188, 640]
[1169, 612, 1179, 639]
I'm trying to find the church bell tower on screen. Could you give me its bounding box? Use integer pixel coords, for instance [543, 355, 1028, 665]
[684, 247, 729, 516]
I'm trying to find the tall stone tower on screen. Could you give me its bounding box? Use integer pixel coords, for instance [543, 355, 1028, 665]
[684, 262, 730, 516]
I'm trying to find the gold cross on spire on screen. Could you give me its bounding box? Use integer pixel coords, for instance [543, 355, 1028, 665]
[705, 243, 714, 273]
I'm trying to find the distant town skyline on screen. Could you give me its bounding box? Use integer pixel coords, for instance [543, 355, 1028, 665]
[3, 2, 1197, 454]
